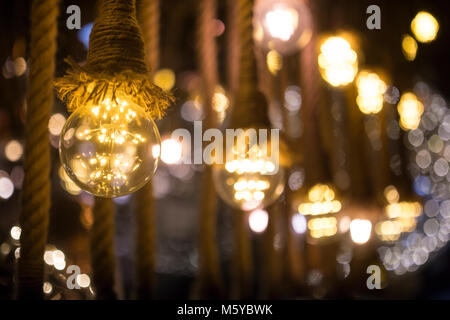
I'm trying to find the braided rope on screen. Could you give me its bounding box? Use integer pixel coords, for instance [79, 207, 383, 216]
[139, 0, 160, 76]
[230, 0, 270, 129]
[17, 0, 58, 300]
[226, 0, 239, 98]
[91, 198, 117, 300]
[195, 0, 223, 298]
[299, 0, 325, 184]
[133, 0, 160, 299]
[134, 182, 155, 299]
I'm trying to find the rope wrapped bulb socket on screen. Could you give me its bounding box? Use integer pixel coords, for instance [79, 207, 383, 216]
[55, 0, 174, 198]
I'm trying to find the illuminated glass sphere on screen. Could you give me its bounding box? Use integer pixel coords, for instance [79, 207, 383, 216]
[212, 129, 285, 211]
[254, 0, 312, 55]
[59, 94, 161, 197]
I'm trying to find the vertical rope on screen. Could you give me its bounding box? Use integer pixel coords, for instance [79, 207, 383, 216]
[195, 0, 223, 298]
[139, 0, 160, 75]
[231, 209, 253, 299]
[230, 0, 270, 129]
[299, 0, 326, 184]
[91, 198, 117, 300]
[226, 0, 239, 98]
[134, 0, 160, 300]
[17, 0, 58, 300]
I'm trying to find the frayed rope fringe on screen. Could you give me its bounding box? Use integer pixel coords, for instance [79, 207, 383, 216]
[54, 58, 174, 120]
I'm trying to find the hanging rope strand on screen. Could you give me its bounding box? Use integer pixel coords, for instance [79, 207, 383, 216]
[139, 0, 160, 75]
[230, 0, 270, 129]
[195, 0, 223, 298]
[134, 0, 160, 299]
[17, 0, 58, 300]
[91, 198, 117, 299]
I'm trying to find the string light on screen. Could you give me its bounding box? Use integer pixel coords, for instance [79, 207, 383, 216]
[411, 11, 439, 43]
[318, 36, 358, 87]
[59, 91, 161, 197]
[355, 70, 387, 115]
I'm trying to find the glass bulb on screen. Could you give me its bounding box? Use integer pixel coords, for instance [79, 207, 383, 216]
[212, 129, 285, 211]
[254, 0, 312, 55]
[59, 93, 160, 197]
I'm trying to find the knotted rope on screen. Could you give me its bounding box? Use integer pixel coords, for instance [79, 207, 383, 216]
[195, 0, 223, 298]
[91, 198, 117, 299]
[17, 0, 58, 300]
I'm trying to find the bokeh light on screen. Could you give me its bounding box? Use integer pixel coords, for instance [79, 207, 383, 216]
[350, 219, 372, 244]
[318, 36, 358, 87]
[411, 11, 439, 43]
[355, 70, 387, 114]
[248, 209, 269, 233]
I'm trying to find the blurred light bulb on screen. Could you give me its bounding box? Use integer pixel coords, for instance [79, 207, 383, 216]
[248, 209, 269, 233]
[254, 0, 312, 54]
[350, 219, 372, 244]
[411, 11, 439, 43]
[292, 213, 307, 234]
[59, 90, 161, 197]
[356, 70, 387, 114]
[318, 36, 358, 87]
[212, 129, 284, 211]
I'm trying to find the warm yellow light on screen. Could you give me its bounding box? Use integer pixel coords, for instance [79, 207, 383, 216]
[308, 216, 337, 239]
[59, 90, 161, 197]
[402, 35, 418, 61]
[10, 226, 21, 241]
[213, 130, 284, 211]
[153, 68, 175, 92]
[397, 92, 424, 130]
[248, 209, 269, 233]
[264, 7, 299, 41]
[411, 11, 439, 43]
[384, 185, 399, 204]
[4, 140, 23, 162]
[160, 138, 183, 165]
[298, 184, 341, 216]
[375, 220, 402, 241]
[350, 219, 372, 244]
[48, 113, 67, 136]
[356, 71, 387, 114]
[266, 50, 283, 75]
[318, 36, 358, 87]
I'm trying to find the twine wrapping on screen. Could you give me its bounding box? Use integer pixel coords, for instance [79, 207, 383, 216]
[55, 0, 173, 119]
[17, 0, 58, 300]
[195, 0, 223, 298]
[91, 198, 117, 300]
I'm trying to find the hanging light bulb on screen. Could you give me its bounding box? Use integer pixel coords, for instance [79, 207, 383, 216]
[212, 129, 285, 211]
[59, 89, 161, 197]
[254, 0, 312, 55]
